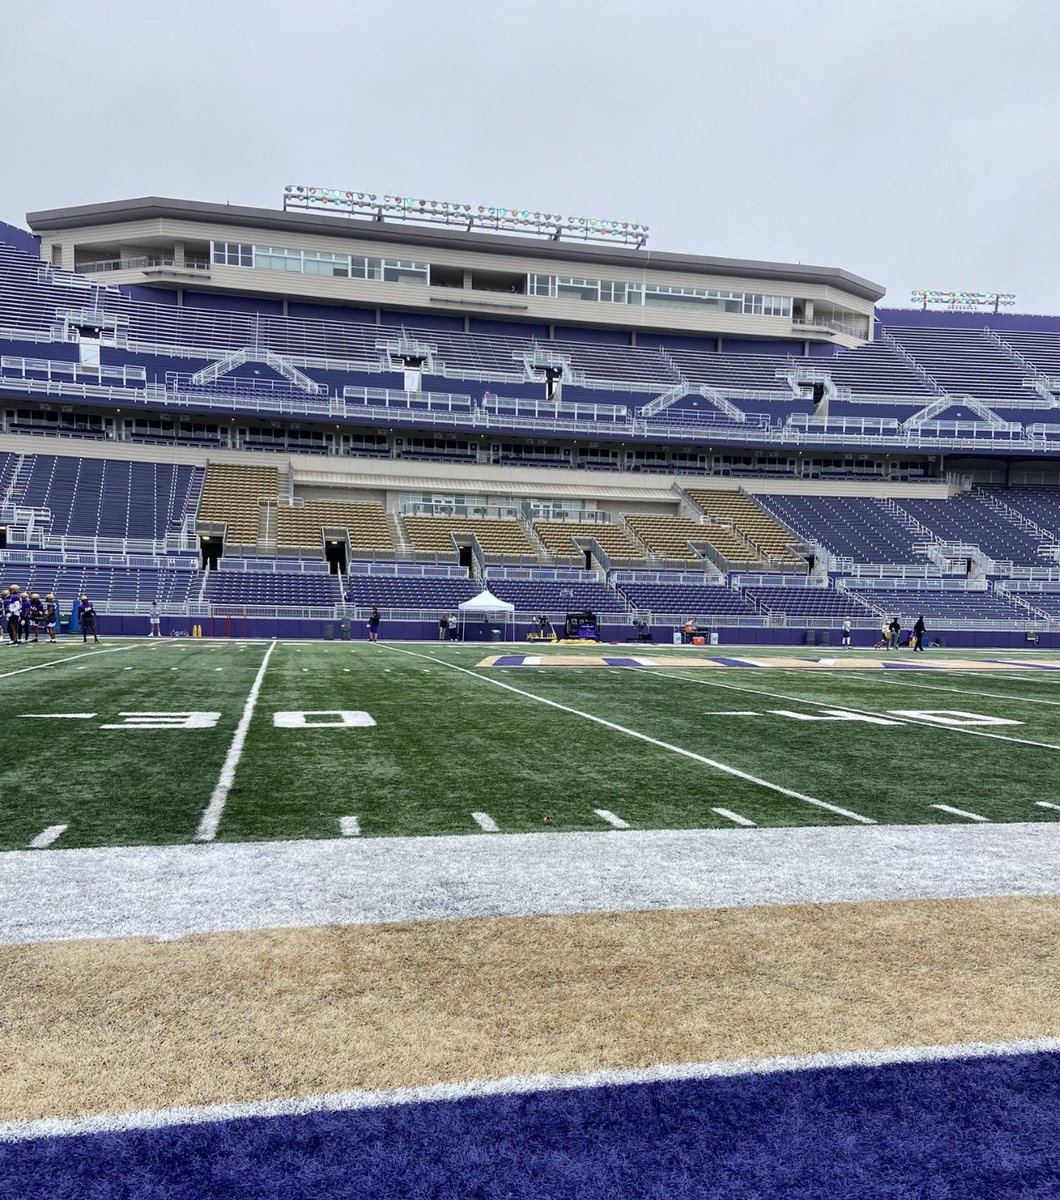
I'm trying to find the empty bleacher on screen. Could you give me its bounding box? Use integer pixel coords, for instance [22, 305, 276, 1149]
[198, 462, 280, 546]
[275, 500, 394, 552]
[883, 326, 1031, 404]
[342, 573, 479, 610]
[685, 489, 802, 567]
[12, 561, 198, 606]
[622, 514, 708, 561]
[532, 520, 643, 561]
[844, 586, 1029, 624]
[743, 586, 866, 619]
[755, 495, 928, 565]
[401, 515, 536, 558]
[487, 577, 625, 613]
[899, 493, 1052, 565]
[206, 567, 339, 607]
[615, 578, 757, 617]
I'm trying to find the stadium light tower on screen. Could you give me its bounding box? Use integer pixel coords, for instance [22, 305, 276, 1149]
[282, 185, 650, 248]
[911, 289, 1016, 314]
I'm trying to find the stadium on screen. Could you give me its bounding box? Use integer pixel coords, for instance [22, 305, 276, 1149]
[5, 38, 1060, 1194]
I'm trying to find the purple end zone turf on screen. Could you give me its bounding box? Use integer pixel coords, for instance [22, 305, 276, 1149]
[4, 1050, 1060, 1199]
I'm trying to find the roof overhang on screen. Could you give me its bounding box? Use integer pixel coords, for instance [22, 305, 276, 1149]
[26, 196, 886, 302]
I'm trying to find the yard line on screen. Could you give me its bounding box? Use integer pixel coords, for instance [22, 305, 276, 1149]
[931, 804, 990, 823]
[855, 673, 1060, 709]
[0, 645, 135, 681]
[472, 812, 500, 832]
[712, 807, 757, 827]
[19, 713, 96, 719]
[28, 824, 67, 849]
[594, 809, 630, 829]
[339, 816, 361, 837]
[193, 640, 278, 844]
[1035, 802, 1060, 813]
[380, 644, 875, 825]
[653, 671, 1060, 753]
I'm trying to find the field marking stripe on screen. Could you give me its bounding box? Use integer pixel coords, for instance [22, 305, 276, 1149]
[712, 807, 756, 827]
[339, 816, 360, 837]
[931, 804, 991, 823]
[4, 1035, 1060, 1143]
[471, 812, 500, 832]
[194, 640, 278, 844]
[28, 824, 67, 849]
[652, 671, 1060, 753]
[851, 673, 1060, 708]
[380, 646, 875, 825]
[1036, 802, 1060, 812]
[0, 645, 135, 681]
[594, 809, 630, 829]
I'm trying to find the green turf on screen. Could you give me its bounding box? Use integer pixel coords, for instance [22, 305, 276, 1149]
[3, 638, 1060, 850]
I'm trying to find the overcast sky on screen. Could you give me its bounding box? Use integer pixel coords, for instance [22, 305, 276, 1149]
[3, 0, 1060, 311]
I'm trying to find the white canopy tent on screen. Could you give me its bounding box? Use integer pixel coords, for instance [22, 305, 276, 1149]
[457, 589, 516, 642]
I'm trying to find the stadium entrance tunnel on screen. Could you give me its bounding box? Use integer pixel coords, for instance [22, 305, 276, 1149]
[323, 533, 348, 574]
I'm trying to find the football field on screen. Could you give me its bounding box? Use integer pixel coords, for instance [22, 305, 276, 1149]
[4, 637, 1060, 851]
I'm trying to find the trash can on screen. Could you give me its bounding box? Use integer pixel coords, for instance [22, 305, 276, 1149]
[490, 629, 502, 642]
[805, 630, 818, 646]
[339, 618, 350, 641]
[709, 631, 719, 646]
[672, 630, 682, 645]
[323, 624, 334, 641]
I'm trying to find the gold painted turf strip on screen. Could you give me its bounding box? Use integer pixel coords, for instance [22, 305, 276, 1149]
[3, 895, 1059, 1122]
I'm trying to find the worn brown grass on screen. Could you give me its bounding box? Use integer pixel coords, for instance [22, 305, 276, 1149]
[3, 896, 1059, 1121]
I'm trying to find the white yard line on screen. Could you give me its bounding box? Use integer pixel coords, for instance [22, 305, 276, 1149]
[850, 673, 1060, 708]
[381, 645, 874, 825]
[931, 804, 991, 823]
[4, 1034, 1060, 1143]
[0, 645, 135, 681]
[472, 812, 500, 832]
[594, 809, 630, 829]
[193, 640, 278, 844]
[339, 816, 361, 837]
[653, 671, 1060, 753]
[712, 807, 756, 827]
[28, 824, 67, 849]
[1035, 802, 1060, 813]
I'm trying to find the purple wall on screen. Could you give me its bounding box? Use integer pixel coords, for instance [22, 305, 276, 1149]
[183, 292, 283, 315]
[878, 307, 1060, 333]
[121, 284, 179, 305]
[379, 310, 465, 332]
[102, 616, 1060, 652]
[0, 221, 41, 258]
[469, 318, 550, 339]
[288, 302, 375, 323]
[720, 339, 802, 355]
[554, 325, 632, 345]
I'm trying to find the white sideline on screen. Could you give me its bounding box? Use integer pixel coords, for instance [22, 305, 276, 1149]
[712, 807, 756, 827]
[28, 825, 67, 849]
[594, 809, 630, 829]
[472, 812, 500, 832]
[932, 804, 990, 823]
[339, 817, 361, 837]
[4, 1035, 1060, 1143]
[654, 671, 1060, 752]
[380, 645, 875, 825]
[194, 640, 277, 843]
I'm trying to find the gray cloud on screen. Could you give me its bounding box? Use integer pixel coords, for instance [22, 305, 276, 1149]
[2, 0, 1058, 309]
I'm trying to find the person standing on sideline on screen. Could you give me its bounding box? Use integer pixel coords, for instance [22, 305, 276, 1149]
[841, 616, 852, 647]
[79, 595, 99, 644]
[888, 617, 901, 651]
[438, 611, 449, 641]
[912, 614, 926, 652]
[148, 600, 161, 638]
[368, 605, 381, 642]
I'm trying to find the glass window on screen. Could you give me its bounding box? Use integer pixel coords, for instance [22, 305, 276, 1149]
[211, 241, 253, 267]
[382, 259, 428, 284]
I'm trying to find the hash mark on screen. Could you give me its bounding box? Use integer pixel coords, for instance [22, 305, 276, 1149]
[712, 807, 757, 827]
